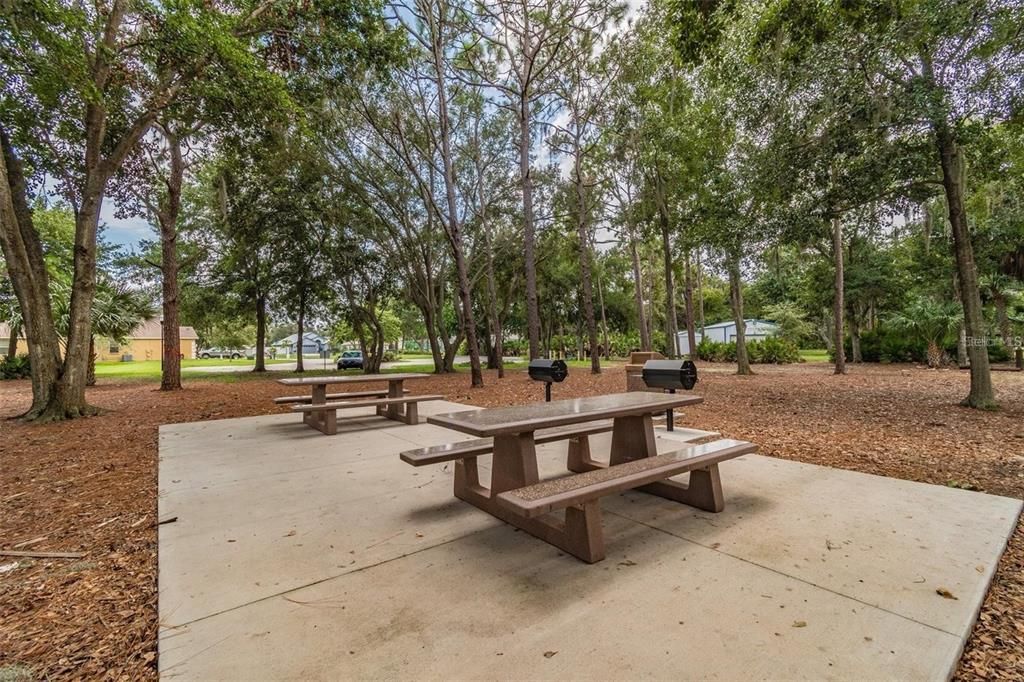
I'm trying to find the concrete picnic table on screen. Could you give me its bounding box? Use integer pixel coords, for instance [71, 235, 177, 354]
[276, 373, 432, 433]
[423, 391, 759, 562]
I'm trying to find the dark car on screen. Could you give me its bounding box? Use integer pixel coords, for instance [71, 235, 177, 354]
[337, 350, 363, 369]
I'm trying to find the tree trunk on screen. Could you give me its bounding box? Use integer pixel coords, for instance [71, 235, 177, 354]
[483, 231, 504, 378]
[0, 130, 63, 417]
[442, 330, 463, 372]
[926, 339, 942, 368]
[421, 303, 445, 373]
[935, 122, 995, 407]
[630, 235, 650, 351]
[87, 337, 96, 387]
[957, 323, 968, 368]
[46, 190, 105, 419]
[696, 249, 706, 334]
[683, 252, 697, 358]
[831, 215, 846, 375]
[574, 152, 600, 375]
[655, 173, 678, 357]
[6, 323, 19, 358]
[295, 289, 306, 373]
[851, 324, 862, 363]
[253, 293, 267, 372]
[728, 252, 752, 376]
[597, 268, 610, 360]
[429, 25, 482, 388]
[5, 323, 19, 358]
[520, 92, 540, 360]
[158, 127, 184, 391]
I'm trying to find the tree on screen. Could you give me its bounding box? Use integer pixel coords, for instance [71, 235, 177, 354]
[889, 297, 961, 368]
[461, 0, 613, 359]
[548, 6, 623, 373]
[751, 0, 1022, 406]
[0, 0, 398, 419]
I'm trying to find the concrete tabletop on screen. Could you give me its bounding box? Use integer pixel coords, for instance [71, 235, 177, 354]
[276, 373, 430, 386]
[428, 391, 703, 437]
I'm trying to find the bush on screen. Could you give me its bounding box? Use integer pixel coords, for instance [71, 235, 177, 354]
[0, 354, 31, 380]
[748, 336, 801, 364]
[696, 337, 799, 364]
[836, 327, 945, 364]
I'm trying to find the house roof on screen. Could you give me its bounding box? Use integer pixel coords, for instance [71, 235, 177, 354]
[0, 320, 198, 340]
[130, 318, 199, 340]
[699, 319, 777, 330]
[274, 332, 327, 345]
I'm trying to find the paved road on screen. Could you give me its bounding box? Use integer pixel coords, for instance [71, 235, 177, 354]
[183, 356, 522, 374]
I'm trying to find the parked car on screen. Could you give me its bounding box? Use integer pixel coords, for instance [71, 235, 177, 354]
[245, 347, 275, 360]
[337, 350, 364, 369]
[199, 347, 244, 359]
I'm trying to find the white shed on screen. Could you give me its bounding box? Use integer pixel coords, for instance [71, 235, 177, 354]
[677, 319, 779, 356]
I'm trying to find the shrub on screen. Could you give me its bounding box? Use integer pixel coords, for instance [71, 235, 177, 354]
[696, 337, 799, 364]
[0, 354, 31, 380]
[750, 336, 801, 364]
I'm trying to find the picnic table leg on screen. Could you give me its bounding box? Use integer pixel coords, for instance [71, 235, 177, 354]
[453, 432, 606, 563]
[567, 436, 603, 473]
[595, 413, 726, 513]
[609, 414, 658, 465]
[490, 433, 539, 494]
[385, 380, 404, 422]
[309, 384, 328, 433]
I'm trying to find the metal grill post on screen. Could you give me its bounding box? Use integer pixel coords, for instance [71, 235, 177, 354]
[666, 388, 675, 431]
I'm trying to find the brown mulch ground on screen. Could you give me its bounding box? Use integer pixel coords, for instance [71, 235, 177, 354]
[1, 363, 1022, 680]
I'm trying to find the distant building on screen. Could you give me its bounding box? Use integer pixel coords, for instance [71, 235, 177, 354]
[273, 332, 329, 356]
[677, 319, 778, 356]
[1, 319, 199, 361]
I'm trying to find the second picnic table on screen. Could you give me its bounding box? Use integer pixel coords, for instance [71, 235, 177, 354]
[276, 373, 439, 435]
[419, 391, 756, 563]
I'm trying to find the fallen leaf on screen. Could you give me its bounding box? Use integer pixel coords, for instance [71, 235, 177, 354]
[936, 588, 958, 600]
[543, 651, 558, 658]
[792, 621, 807, 628]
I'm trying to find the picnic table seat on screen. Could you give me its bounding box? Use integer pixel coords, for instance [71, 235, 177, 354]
[496, 438, 756, 518]
[400, 423, 721, 466]
[292, 394, 444, 415]
[274, 388, 408, 405]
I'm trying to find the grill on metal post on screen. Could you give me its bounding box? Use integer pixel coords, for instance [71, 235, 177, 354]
[527, 359, 568, 402]
[641, 359, 698, 431]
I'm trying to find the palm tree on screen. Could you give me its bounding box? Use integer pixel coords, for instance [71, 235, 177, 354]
[888, 297, 961, 368]
[50, 279, 155, 386]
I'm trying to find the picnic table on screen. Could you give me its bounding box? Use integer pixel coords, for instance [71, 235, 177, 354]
[276, 373, 441, 435]
[419, 392, 756, 563]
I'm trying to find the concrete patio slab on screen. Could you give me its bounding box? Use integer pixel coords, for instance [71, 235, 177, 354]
[159, 405, 1021, 680]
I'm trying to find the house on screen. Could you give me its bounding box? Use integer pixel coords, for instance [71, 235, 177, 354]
[676, 319, 779, 356]
[1, 319, 199, 361]
[96, 319, 199, 362]
[273, 332, 329, 357]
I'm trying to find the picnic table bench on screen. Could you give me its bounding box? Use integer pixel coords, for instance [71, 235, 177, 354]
[276, 373, 441, 435]
[409, 392, 755, 563]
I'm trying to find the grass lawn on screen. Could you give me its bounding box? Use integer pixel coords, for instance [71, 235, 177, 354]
[93, 358, 296, 379]
[799, 348, 829, 362]
[92, 358, 534, 381]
